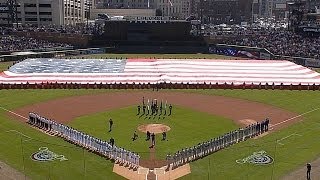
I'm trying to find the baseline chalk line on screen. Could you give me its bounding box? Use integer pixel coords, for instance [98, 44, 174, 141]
[6, 130, 32, 141]
[0, 106, 28, 120]
[276, 133, 302, 146]
[270, 107, 320, 127]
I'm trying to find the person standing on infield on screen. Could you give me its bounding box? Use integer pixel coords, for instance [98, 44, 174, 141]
[307, 163, 311, 180]
[110, 137, 115, 147]
[169, 104, 173, 116]
[132, 131, 138, 141]
[143, 104, 146, 115]
[150, 133, 155, 148]
[137, 105, 141, 115]
[162, 131, 167, 140]
[108, 118, 113, 132]
[146, 131, 151, 141]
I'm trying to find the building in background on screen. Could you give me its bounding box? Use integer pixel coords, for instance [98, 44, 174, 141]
[0, 0, 92, 26]
[306, 0, 320, 12]
[254, 0, 320, 20]
[90, 8, 155, 19]
[190, 0, 253, 24]
[93, 0, 190, 19]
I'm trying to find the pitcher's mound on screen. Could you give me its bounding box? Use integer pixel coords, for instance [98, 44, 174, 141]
[138, 124, 171, 134]
[239, 119, 257, 126]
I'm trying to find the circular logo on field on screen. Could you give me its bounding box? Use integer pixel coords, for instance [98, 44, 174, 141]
[31, 147, 68, 162]
[236, 151, 273, 165]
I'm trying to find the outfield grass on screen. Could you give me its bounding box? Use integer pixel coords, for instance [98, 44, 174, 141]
[69, 106, 238, 159]
[0, 61, 11, 71]
[75, 53, 242, 60]
[313, 68, 320, 73]
[0, 89, 320, 179]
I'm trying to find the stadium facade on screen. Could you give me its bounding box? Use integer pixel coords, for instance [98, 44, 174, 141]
[94, 0, 191, 19]
[0, 0, 92, 26]
[95, 16, 193, 43]
[191, 0, 253, 24]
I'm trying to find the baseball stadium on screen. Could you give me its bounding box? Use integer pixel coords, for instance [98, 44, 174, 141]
[0, 51, 320, 180]
[1, 1, 320, 179]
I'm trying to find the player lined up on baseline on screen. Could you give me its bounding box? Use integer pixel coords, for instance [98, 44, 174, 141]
[28, 112, 140, 168]
[137, 97, 173, 116]
[166, 119, 270, 169]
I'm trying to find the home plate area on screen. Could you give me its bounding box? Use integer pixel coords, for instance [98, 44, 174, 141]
[113, 163, 191, 180]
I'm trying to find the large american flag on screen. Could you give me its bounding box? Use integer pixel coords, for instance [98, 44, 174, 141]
[1, 59, 320, 85]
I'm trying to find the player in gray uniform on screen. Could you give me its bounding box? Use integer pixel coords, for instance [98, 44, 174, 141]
[122, 149, 127, 165]
[127, 151, 132, 167]
[172, 152, 178, 168]
[136, 154, 140, 168]
[107, 143, 112, 159]
[52, 121, 58, 134]
[119, 148, 124, 164]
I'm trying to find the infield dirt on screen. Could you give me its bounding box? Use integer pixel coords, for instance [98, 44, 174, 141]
[13, 91, 298, 131]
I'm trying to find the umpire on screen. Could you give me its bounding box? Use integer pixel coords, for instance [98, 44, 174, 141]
[307, 163, 311, 180]
[108, 118, 113, 132]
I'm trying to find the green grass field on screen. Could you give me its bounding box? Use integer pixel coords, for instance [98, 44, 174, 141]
[0, 61, 12, 71]
[69, 106, 238, 159]
[1, 89, 320, 179]
[313, 68, 320, 73]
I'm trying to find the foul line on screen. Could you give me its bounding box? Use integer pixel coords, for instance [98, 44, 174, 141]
[0, 106, 31, 141]
[276, 133, 302, 146]
[6, 130, 32, 141]
[270, 107, 320, 128]
[0, 106, 28, 120]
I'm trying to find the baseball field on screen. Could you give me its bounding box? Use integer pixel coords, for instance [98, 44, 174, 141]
[0, 55, 320, 180]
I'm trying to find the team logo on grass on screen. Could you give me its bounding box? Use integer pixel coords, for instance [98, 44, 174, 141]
[31, 147, 68, 162]
[236, 151, 273, 165]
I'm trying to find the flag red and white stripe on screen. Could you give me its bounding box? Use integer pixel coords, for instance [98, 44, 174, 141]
[0, 59, 320, 85]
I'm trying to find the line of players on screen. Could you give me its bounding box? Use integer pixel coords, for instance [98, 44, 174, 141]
[137, 97, 173, 116]
[28, 112, 140, 169]
[166, 118, 270, 169]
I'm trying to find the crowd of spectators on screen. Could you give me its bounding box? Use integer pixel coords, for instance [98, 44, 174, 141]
[0, 35, 73, 52]
[0, 27, 73, 52]
[0, 23, 106, 53]
[224, 29, 320, 59]
[11, 23, 104, 36]
[206, 23, 320, 59]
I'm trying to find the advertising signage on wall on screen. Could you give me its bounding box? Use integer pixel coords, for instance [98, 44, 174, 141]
[125, 16, 175, 21]
[300, 26, 320, 33]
